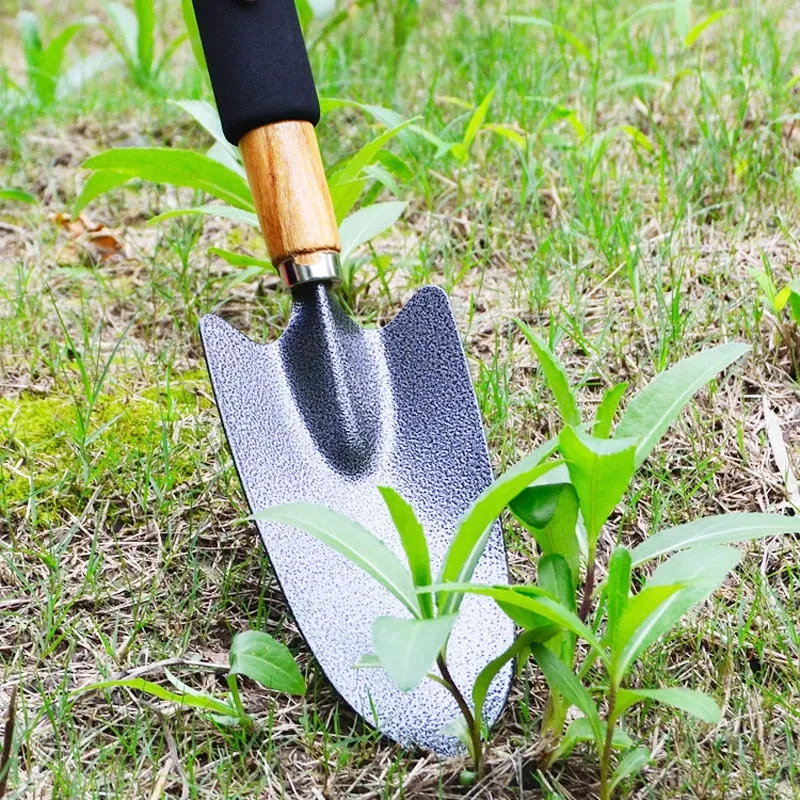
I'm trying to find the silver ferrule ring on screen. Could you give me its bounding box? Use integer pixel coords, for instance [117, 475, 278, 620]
[278, 251, 342, 288]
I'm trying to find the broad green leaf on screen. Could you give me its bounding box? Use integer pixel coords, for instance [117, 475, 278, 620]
[752, 269, 778, 310]
[593, 382, 628, 439]
[495, 584, 560, 633]
[330, 177, 367, 224]
[82, 148, 255, 211]
[149, 204, 259, 227]
[509, 482, 581, 581]
[605, 547, 632, 648]
[615, 343, 750, 468]
[378, 486, 433, 618]
[610, 584, 683, 682]
[339, 201, 407, 263]
[372, 615, 456, 691]
[647, 544, 741, 589]
[73, 169, 134, 215]
[612, 547, 739, 683]
[0, 188, 37, 204]
[631, 512, 800, 565]
[181, 0, 207, 74]
[318, 97, 407, 130]
[473, 628, 543, 731]
[559, 426, 637, 542]
[683, 9, 732, 48]
[539, 553, 577, 662]
[437, 438, 560, 615]
[555, 717, 634, 760]
[615, 687, 720, 723]
[609, 747, 650, 794]
[437, 583, 606, 660]
[71, 677, 236, 717]
[774, 285, 792, 312]
[254, 503, 420, 617]
[538, 554, 575, 612]
[531, 644, 603, 751]
[228, 630, 305, 695]
[328, 120, 413, 188]
[515, 319, 580, 425]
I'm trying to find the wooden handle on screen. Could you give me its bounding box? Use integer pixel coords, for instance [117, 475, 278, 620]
[239, 121, 340, 266]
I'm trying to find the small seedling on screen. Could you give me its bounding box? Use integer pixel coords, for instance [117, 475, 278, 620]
[15, 12, 116, 108]
[257, 333, 800, 796]
[753, 263, 800, 376]
[72, 630, 305, 729]
[101, 0, 187, 89]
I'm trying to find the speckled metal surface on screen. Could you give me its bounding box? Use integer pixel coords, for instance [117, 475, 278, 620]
[200, 283, 514, 754]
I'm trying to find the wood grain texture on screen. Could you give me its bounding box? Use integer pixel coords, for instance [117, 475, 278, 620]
[240, 121, 340, 265]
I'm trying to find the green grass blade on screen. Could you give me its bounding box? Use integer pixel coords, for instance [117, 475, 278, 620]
[181, 0, 206, 73]
[134, 0, 155, 75]
[72, 678, 236, 717]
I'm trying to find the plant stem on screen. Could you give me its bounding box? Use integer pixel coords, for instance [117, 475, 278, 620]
[0, 685, 17, 799]
[579, 558, 596, 622]
[226, 674, 253, 731]
[599, 686, 617, 800]
[436, 655, 484, 778]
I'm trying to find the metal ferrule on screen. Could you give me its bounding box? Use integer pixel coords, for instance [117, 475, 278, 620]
[278, 251, 342, 288]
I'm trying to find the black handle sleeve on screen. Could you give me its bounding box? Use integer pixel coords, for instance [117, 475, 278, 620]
[191, 0, 320, 145]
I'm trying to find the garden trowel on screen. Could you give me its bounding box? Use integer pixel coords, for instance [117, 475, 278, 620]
[191, 0, 513, 754]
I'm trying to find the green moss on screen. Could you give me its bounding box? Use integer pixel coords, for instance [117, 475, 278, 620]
[0, 372, 214, 527]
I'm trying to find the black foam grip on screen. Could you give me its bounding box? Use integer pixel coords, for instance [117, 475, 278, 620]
[191, 0, 320, 144]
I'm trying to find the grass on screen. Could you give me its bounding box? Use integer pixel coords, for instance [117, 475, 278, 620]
[1, 0, 800, 796]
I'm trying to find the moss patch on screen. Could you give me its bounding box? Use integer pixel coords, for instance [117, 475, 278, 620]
[0, 372, 213, 526]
